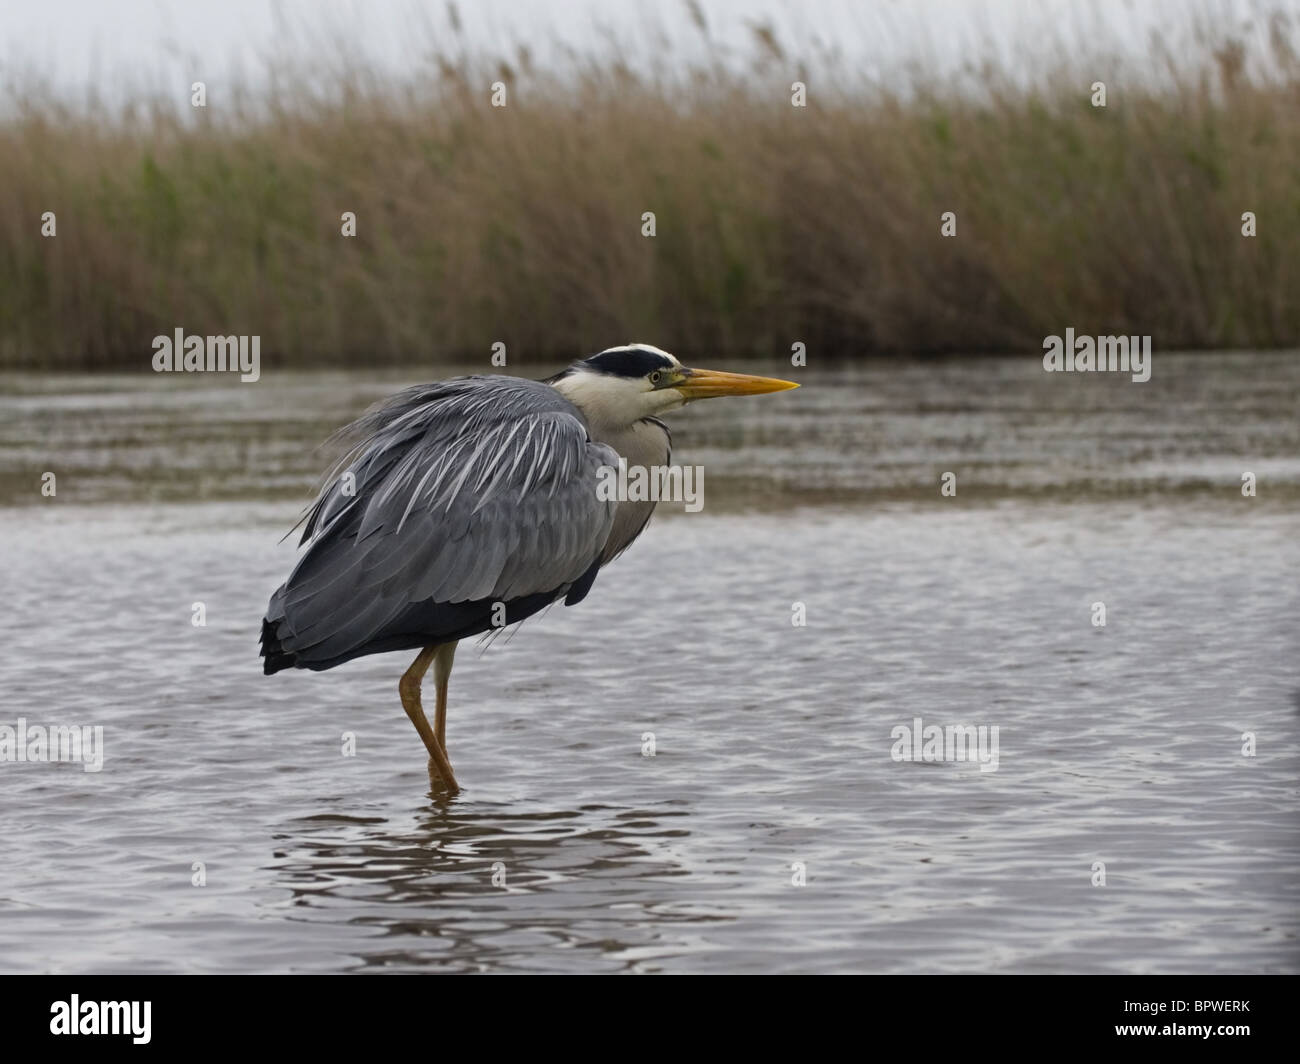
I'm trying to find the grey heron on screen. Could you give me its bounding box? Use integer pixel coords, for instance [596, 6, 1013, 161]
[260, 344, 797, 790]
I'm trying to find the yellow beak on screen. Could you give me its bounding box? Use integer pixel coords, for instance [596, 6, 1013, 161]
[674, 367, 800, 400]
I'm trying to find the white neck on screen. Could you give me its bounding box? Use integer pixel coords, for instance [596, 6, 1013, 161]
[550, 371, 682, 452]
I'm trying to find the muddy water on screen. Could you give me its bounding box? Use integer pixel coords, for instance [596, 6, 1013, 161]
[1, 352, 1297, 972]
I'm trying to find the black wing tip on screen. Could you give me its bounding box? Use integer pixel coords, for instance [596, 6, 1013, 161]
[260, 617, 297, 675]
[563, 556, 603, 606]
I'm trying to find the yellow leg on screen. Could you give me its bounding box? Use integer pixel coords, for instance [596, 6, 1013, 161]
[433, 642, 457, 749]
[399, 645, 458, 791]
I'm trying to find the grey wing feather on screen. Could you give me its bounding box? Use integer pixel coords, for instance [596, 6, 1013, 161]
[267, 376, 619, 666]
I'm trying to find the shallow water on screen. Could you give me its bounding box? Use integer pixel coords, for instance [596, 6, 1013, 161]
[1, 353, 1298, 973]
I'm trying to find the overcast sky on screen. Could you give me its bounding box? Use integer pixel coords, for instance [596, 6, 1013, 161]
[0, 0, 1278, 104]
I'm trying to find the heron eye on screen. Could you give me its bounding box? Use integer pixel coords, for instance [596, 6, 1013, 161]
[649, 371, 662, 385]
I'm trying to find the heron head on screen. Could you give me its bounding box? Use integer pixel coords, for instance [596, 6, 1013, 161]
[550, 344, 798, 425]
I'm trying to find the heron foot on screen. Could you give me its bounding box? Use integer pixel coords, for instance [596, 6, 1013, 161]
[426, 755, 458, 791]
